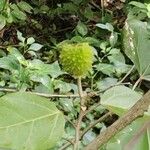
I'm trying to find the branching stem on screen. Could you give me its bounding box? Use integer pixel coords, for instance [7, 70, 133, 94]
[74, 77, 85, 150]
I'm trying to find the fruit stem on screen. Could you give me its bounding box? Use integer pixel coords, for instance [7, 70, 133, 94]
[74, 77, 85, 150]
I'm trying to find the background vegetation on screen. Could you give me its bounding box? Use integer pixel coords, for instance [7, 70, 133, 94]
[0, 0, 150, 150]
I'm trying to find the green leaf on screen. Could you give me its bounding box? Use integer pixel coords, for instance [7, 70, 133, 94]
[109, 32, 118, 47]
[71, 36, 84, 43]
[17, 1, 33, 13]
[84, 37, 101, 47]
[84, 7, 93, 20]
[0, 55, 20, 71]
[29, 43, 43, 51]
[129, 1, 146, 9]
[27, 37, 35, 45]
[76, 21, 88, 36]
[17, 31, 25, 43]
[0, 92, 65, 150]
[11, 4, 26, 21]
[96, 23, 114, 32]
[96, 78, 118, 91]
[123, 19, 150, 80]
[101, 86, 142, 116]
[28, 59, 50, 75]
[105, 119, 150, 150]
[0, 0, 5, 11]
[54, 80, 77, 93]
[59, 98, 74, 112]
[34, 83, 54, 94]
[30, 74, 50, 87]
[0, 15, 6, 30]
[7, 47, 26, 64]
[96, 63, 115, 76]
[49, 61, 65, 78]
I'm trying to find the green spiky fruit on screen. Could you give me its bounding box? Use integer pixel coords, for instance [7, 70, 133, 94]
[59, 43, 94, 77]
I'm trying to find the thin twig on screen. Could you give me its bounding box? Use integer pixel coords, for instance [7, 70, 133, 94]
[89, 1, 101, 10]
[96, 82, 131, 94]
[32, 92, 79, 98]
[0, 87, 79, 98]
[62, 138, 74, 145]
[81, 112, 113, 139]
[84, 101, 101, 116]
[65, 116, 76, 129]
[59, 141, 73, 150]
[132, 77, 142, 90]
[59, 112, 112, 150]
[0, 82, 131, 99]
[132, 64, 150, 90]
[119, 65, 135, 83]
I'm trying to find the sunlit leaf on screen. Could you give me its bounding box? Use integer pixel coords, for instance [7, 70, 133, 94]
[29, 43, 43, 51]
[104, 119, 150, 150]
[101, 85, 142, 116]
[123, 19, 150, 80]
[0, 92, 65, 150]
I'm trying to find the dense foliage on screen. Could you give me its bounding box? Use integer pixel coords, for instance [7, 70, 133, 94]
[0, 0, 150, 150]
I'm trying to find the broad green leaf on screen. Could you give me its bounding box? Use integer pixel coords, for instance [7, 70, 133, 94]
[40, 5, 49, 13]
[123, 19, 150, 80]
[0, 92, 65, 150]
[101, 86, 150, 150]
[63, 2, 78, 13]
[0, 0, 5, 11]
[28, 59, 51, 75]
[101, 83, 150, 119]
[11, 4, 26, 21]
[109, 32, 118, 47]
[108, 51, 125, 64]
[129, 1, 146, 9]
[48, 61, 65, 78]
[96, 63, 115, 76]
[96, 23, 114, 32]
[84, 7, 93, 20]
[71, 36, 84, 43]
[0, 15, 6, 30]
[76, 21, 88, 36]
[59, 98, 74, 112]
[11, 9, 26, 21]
[34, 83, 54, 94]
[54, 80, 77, 93]
[108, 48, 131, 76]
[101, 86, 142, 116]
[0, 55, 20, 71]
[96, 78, 118, 91]
[7, 47, 26, 64]
[84, 37, 101, 47]
[28, 60, 61, 78]
[17, 1, 33, 13]
[30, 70, 55, 93]
[30, 74, 50, 86]
[104, 119, 150, 150]
[29, 43, 43, 51]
